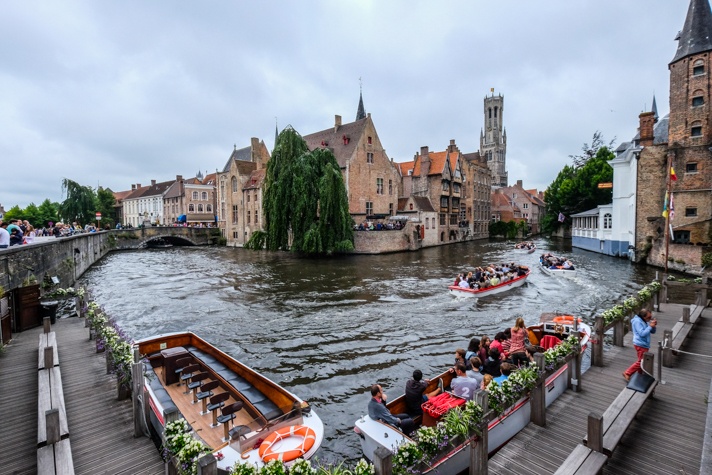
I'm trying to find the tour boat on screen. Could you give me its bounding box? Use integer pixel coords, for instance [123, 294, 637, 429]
[353, 316, 590, 474]
[514, 241, 536, 253]
[135, 332, 324, 470]
[448, 266, 530, 298]
[539, 254, 577, 278]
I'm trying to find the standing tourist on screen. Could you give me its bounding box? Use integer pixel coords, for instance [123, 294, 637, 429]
[0, 222, 9, 249]
[622, 309, 657, 381]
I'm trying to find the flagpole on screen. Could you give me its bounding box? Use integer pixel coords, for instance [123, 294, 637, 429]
[663, 152, 673, 274]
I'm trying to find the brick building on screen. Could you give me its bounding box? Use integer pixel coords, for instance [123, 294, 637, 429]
[635, 0, 712, 271]
[163, 173, 217, 226]
[495, 180, 545, 235]
[217, 138, 270, 246]
[481, 92, 508, 187]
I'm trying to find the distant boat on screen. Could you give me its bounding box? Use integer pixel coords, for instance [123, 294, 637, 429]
[539, 253, 577, 278]
[448, 266, 530, 298]
[514, 241, 536, 253]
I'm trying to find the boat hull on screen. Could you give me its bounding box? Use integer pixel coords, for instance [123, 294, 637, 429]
[540, 264, 577, 278]
[448, 271, 530, 298]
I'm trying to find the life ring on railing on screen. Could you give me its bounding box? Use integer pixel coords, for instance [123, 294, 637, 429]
[552, 315, 580, 324]
[259, 425, 317, 463]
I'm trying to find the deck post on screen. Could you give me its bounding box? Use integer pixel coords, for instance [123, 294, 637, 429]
[613, 318, 625, 347]
[592, 316, 604, 367]
[373, 446, 393, 475]
[642, 352, 654, 375]
[196, 453, 217, 475]
[132, 348, 144, 438]
[587, 412, 603, 453]
[46, 408, 60, 445]
[471, 391, 488, 475]
[682, 306, 690, 324]
[530, 353, 546, 427]
[43, 317, 51, 333]
[662, 329, 674, 367]
[44, 346, 54, 369]
[661, 277, 668, 305]
[654, 288, 660, 311]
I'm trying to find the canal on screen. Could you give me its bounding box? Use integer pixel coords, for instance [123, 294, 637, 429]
[79, 237, 660, 463]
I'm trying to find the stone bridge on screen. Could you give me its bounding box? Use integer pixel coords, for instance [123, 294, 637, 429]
[0, 227, 219, 292]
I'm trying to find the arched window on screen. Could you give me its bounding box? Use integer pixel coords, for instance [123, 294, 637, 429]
[231, 176, 238, 193]
[188, 204, 195, 212]
[691, 120, 703, 137]
[603, 213, 612, 229]
[201, 192, 208, 200]
[693, 59, 705, 76]
[197, 204, 203, 212]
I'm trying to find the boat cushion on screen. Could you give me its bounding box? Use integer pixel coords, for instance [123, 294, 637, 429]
[148, 371, 177, 414]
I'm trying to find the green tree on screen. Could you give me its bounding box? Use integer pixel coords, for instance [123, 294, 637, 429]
[96, 187, 116, 227]
[3, 205, 23, 222]
[59, 178, 97, 225]
[37, 199, 60, 227]
[248, 126, 354, 254]
[23, 203, 40, 227]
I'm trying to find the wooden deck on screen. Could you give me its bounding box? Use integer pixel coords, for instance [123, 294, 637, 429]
[489, 302, 712, 475]
[0, 316, 164, 475]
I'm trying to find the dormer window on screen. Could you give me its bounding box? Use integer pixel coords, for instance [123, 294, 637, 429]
[693, 60, 705, 76]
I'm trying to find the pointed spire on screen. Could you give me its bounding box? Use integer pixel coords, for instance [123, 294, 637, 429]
[652, 95, 659, 120]
[356, 77, 366, 121]
[274, 117, 279, 147]
[671, 0, 712, 63]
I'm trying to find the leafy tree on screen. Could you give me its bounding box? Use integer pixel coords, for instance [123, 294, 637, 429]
[59, 178, 97, 225]
[248, 126, 354, 254]
[96, 187, 117, 227]
[3, 205, 23, 222]
[37, 199, 60, 227]
[569, 131, 616, 169]
[23, 203, 40, 227]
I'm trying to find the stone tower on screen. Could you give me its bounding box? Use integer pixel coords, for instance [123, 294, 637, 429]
[480, 92, 508, 187]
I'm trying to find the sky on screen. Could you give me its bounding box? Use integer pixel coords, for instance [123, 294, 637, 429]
[0, 1, 692, 209]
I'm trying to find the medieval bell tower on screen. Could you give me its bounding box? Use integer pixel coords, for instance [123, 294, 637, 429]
[480, 91, 508, 187]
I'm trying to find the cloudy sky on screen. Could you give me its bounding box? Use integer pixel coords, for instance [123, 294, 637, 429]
[1, 1, 691, 209]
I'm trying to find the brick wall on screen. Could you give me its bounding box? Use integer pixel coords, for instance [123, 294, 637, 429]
[635, 144, 668, 252]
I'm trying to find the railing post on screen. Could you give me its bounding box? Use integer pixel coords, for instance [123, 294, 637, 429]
[196, 453, 217, 475]
[682, 307, 690, 324]
[44, 346, 54, 369]
[642, 352, 655, 375]
[587, 412, 603, 453]
[373, 446, 393, 475]
[46, 408, 60, 445]
[662, 329, 674, 367]
[530, 353, 546, 427]
[43, 317, 51, 333]
[471, 391, 488, 475]
[132, 348, 144, 438]
[613, 318, 625, 347]
[592, 316, 604, 367]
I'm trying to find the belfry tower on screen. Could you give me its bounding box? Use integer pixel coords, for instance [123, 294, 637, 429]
[480, 91, 508, 187]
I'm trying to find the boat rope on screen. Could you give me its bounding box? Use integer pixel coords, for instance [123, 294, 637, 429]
[136, 392, 152, 438]
[661, 343, 712, 359]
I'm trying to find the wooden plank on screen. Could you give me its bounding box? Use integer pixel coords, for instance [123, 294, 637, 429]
[39, 333, 48, 370]
[553, 444, 607, 475]
[37, 444, 55, 475]
[672, 323, 694, 350]
[38, 369, 51, 446]
[602, 382, 658, 455]
[584, 388, 635, 445]
[54, 439, 75, 475]
[48, 332, 58, 365]
[49, 366, 69, 439]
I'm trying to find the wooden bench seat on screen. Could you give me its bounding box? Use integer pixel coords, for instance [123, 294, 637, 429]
[38, 366, 69, 446]
[37, 438, 75, 475]
[38, 332, 59, 370]
[671, 303, 704, 351]
[583, 382, 657, 456]
[553, 444, 607, 475]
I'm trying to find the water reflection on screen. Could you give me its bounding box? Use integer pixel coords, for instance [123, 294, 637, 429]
[80, 238, 660, 463]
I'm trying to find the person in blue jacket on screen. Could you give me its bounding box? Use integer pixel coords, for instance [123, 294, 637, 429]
[623, 309, 657, 381]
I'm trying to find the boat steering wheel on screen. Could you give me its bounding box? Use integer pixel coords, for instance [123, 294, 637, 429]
[553, 324, 565, 335]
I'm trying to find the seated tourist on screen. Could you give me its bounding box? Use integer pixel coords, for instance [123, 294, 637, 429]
[467, 357, 484, 386]
[368, 384, 414, 434]
[482, 374, 494, 390]
[459, 278, 470, 289]
[451, 363, 481, 401]
[464, 338, 480, 362]
[490, 274, 500, 286]
[493, 362, 514, 385]
[482, 347, 502, 377]
[404, 370, 441, 417]
[490, 332, 507, 360]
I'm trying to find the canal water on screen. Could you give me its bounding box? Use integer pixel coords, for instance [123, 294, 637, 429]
[79, 238, 659, 464]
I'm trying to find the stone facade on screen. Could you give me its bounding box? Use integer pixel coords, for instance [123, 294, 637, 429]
[462, 151, 491, 238]
[481, 93, 508, 187]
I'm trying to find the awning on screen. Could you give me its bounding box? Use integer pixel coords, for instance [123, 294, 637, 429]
[177, 215, 187, 222]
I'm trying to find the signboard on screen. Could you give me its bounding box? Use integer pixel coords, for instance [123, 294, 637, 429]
[96, 212, 102, 221]
[597, 183, 613, 189]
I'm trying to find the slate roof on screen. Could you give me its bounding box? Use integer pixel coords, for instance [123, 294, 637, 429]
[222, 145, 253, 173]
[243, 169, 266, 190]
[672, 0, 712, 63]
[136, 180, 174, 198]
[303, 117, 369, 168]
[632, 113, 670, 145]
[163, 182, 182, 199]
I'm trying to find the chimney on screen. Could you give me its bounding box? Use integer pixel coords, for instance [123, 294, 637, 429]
[420, 146, 429, 157]
[151, 179, 156, 186]
[517, 180, 523, 188]
[334, 114, 342, 132]
[250, 137, 259, 152]
[176, 175, 183, 181]
[448, 139, 456, 152]
[136, 183, 141, 188]
[131, 184, 136, 191]
[639, 111, 656, 146]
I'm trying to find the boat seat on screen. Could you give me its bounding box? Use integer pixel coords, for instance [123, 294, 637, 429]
[174, 357, 194, 386]
[188, 348, 218, 364]
[217, 401, 244, 442]
[148, 371, 178, 414]
[208, 392, 230, 427]
[226, 375, 252, 391]
[197, 381, 219, 414]
[229, 424, 251, 440]
[188, 372, 210, 403]
[180, 364, 201, 393]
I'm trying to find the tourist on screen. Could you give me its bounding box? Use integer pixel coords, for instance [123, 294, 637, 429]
[0, 222, 9, 249]
[490, 332, 507, 360]
[509, 317, 530, 367]
[25, 225, 36, 244]
[458, 277, 470, 289]
[465, 338, 480, 362]
[404, 370, 442, 417]
[453, 348, 468, 370]
[478, 336, 491, 363]
[493, 362, 513, 385]
[467, 357, 484, 387]
[451, 363, 481, 401]
[482, 374, 494, 390]
[368, 384, 414, 434]
[622, 309, 657, 381]
[482, 347, 502, 377]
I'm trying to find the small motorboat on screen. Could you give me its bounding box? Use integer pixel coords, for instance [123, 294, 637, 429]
[539, 253, 577, 278]
[448, 266, 530, 298]
[135, 332, 324, 470]
[354, 315, 590, 474]
[514, 241, 536, 254]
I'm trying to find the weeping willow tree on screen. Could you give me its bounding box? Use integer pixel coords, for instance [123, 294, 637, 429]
[246, 126, 354, 254]
[59, 178, 97, 225]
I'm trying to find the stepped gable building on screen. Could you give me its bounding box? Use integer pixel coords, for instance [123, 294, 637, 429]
[163, 173, 217, 226]
[303, 95, 400, 222]
[217, 138, 270, 246]
[635, 0, 712, 270]
[461, 151, 491, 238]
[491, 188, 522, 224]
[495, 180, 545, 235]
[481, 92, 508, 187]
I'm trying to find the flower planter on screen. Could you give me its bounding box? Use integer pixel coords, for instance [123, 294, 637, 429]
[106, 352, 115, 374]
[117, 380, 131, 400]
[96, 337, 105, 353]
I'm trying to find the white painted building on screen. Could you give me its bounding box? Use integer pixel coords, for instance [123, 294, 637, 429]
[122, 179, 175, 227]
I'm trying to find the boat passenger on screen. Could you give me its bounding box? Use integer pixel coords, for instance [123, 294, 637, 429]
[493, 362, 513, 385]
[490, 274, 500, 286]
[490, 332, 507, 360]
[404, 370, 441, 417]
[478, 336, 491, 363]
[451, 363, 481, 401]
[368, 384, 415, 435]
[482, 347, 502, 377]
[464, 338, 480, 362]
[501, 328, 512, 357]
[467, 357, 484, 387]
[458, 278, 470, 289]
[482, 374, 494, 390]
[452, 348, 467, 371]
[508, 317, 530, 367]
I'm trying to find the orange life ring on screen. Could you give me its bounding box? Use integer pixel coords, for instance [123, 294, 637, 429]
[259, 425, 317, 463]
[552, 315, 580, 324]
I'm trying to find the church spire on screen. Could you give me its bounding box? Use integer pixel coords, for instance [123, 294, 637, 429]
[356, 78, 366, 120]
[671, 0, 712, 63]
[651, 95, 659, 120]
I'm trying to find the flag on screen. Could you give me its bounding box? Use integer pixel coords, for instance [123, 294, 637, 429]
[662, 191, 669, 218]
[670, 167, 678, 181]
[669, 192, 675, 221]
[490, 87, 494, 93]
[558, 212, 565, 223]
